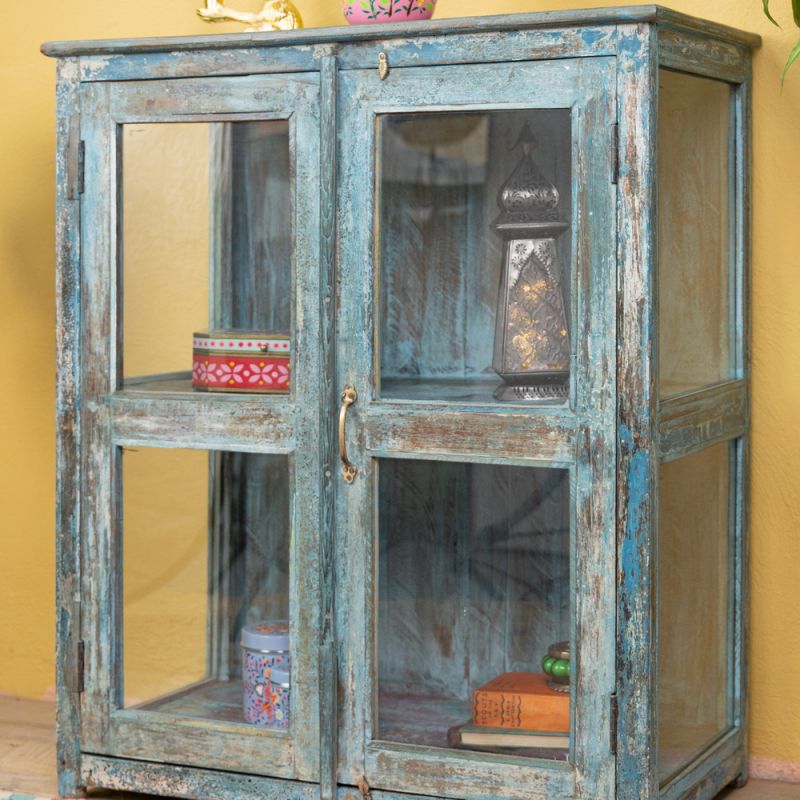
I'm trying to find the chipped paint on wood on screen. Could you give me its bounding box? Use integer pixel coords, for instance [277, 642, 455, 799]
[40, 6, 760, 60]
[110, 395, 296, 451]
[727, 66, 753, 792]
[615, 21, 659, 800]
[318, 53, 339, 800]
[55, 55, 84, 799]
[365, 407, 576, 465]
[83, 754, 320, 800]
[658, 380, 746, 462]
[660, 729, 743, 800]
[658, 26, 750, 83]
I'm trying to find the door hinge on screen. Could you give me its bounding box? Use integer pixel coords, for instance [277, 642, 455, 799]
[75, 640, 85, 694]
[68, 136, 85, 200]
[611, 123, 619, 185]
[609, 692, 618, 755]
[378, 51, 389, 81]
[66, 638, 85, 694]
[77, 140, 85, 196]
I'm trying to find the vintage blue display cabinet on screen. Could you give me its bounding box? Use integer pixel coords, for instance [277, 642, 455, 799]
[45, 7, 757, 800]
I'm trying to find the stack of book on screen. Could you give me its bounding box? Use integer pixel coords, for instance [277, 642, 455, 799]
[448, 672, 569, 757]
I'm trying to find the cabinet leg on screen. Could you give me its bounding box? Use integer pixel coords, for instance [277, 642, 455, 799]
[731, 766, 749, 789]
[57, 770, 86, 798]
[57, 749, 85, 798]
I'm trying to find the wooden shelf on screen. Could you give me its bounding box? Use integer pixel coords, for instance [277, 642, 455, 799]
[135, 679, 248, 725]
[378, 690, 567, 760]
[380, 376, 568, 407]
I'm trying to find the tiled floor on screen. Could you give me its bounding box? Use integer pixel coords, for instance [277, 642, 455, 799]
[1, 695, 798, 799]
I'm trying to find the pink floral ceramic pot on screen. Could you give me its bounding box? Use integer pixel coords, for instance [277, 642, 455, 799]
[343, 0, 436, 24]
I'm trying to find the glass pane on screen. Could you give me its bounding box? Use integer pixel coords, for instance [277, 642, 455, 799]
[122, 447, 292, 730]
[658, 71, 732, 397]
[658, 443, 732, 782]
[378, 459, 571, 759]
[122, 120, 292, 391]
[378, 110, 572, 405]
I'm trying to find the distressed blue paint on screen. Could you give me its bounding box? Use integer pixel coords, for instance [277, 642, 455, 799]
[40, 6, 760, 58]
[624, 445, 651, 538]
[47, 9, 754, 800]
[582, 29, 607, 46]
[615, 20, 660, 800]
[54, 56, 83, 799]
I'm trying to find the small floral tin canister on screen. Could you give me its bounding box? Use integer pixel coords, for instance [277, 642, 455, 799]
[241, 620, 290, 727]
[269, 667, 291, 729]
[343, 0, 436, 25]
[192, 331, 290, 393]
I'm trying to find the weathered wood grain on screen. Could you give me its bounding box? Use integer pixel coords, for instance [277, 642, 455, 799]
[77, 79, 119, 754]
[615, 22, 659, 800]
[570, 51, 617, 800]
[338, 28, 616, 71]
[658, 380, 746, 462]
[363, 741, 575, 800]
[731, 68, 753, 791]
[658, 26, 750, 83]
[98, 709, 297, 779]
[660, 729, 743, 800]
[108, 75, 318, 121]
[62, 27, 621, 84]
[40, 6, 760, 59]
[284, 68, 325, 785]
[366, 407, 575, 464]
[110, 394, 296, 451]
[83, 754, 319, 800]
[54, 56, 84, 799]
[318, 53, 339, 800]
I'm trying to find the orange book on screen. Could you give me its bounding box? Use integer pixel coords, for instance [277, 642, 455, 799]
[472, 672, 569, 732]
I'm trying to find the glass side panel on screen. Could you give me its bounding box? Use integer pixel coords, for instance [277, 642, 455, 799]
[121, 121, 292, 392]
[122, 447, 292, 731]
[378, 458, 572, 759]
[658, 443, 732, 783]
[658, 71, 732, 397]
[378, 110, 573, 405]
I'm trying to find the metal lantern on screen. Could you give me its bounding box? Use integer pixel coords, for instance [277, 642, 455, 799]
[492, 124, 570, 402]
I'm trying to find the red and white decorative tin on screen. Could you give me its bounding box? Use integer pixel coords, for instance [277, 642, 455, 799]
[192, 331, 291, 394]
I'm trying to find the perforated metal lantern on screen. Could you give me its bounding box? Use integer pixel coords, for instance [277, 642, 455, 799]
[492, 124, 570, 402]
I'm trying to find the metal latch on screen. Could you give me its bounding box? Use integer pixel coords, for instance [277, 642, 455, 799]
[378, 52, 389, 80]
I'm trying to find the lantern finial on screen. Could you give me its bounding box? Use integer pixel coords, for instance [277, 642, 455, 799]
[495, 126, 562, 229]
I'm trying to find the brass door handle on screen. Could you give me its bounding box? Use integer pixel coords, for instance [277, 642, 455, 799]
[338, 385, 358, 483]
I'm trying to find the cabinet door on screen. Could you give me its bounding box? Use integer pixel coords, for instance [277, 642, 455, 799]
[78, 74, 322, 780]
[335, 59, 617, 800]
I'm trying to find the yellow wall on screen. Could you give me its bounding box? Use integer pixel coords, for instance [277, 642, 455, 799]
[1, 0, 799, 774]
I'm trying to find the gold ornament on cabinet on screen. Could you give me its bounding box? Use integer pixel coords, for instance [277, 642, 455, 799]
[197, 0, 303, 31]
